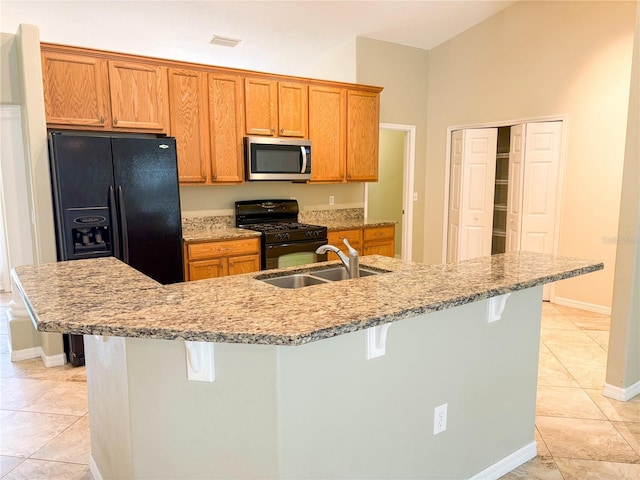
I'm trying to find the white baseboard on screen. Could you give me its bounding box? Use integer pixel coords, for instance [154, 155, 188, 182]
[10, 346, 66, 367]
[89, 454, 103, 480]
[469, 441, 537, 480]
[553, 297, 611, 316]
[603, 381, 640, 402]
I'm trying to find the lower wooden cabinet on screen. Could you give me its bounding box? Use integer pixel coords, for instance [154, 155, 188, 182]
[326, 229, 363, 261]
[363, 226, 395, 257]
[184, 238, 260, 281]
[326, 225, 394, 260]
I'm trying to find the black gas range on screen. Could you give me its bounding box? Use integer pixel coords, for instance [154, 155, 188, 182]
[235, 199, 328, 270]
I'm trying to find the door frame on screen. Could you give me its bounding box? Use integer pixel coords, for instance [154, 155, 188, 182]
[365, 123, 416, 261]
[442, 115, 568, 301]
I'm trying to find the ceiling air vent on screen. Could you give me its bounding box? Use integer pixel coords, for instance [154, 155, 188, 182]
[210, 35, 241, 48]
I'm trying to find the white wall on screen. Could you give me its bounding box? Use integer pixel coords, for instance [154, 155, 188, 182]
[425, 0, 636, 310]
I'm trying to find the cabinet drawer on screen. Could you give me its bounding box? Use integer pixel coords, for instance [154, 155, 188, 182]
[187, 238, 260, 260]
[363, 226, 394, 242]
[328, 229, 363, 249]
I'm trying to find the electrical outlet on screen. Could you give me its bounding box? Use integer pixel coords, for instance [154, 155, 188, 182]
[329, 195, 335, 205]
[434, 403, 448, 435]
[413, 192, 418, 202]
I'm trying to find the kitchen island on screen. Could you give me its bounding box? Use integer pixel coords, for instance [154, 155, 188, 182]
[12, 252, 602, 480]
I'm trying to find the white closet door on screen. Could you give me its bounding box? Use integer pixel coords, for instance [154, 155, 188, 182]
[520, 121, 562, 255]
[447, 130, 463, 263]
[506, 124, 526, 252]
[448, 128, 498, 262]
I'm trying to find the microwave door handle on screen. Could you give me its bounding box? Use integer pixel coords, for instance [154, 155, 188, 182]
[300, 146, 307, 174]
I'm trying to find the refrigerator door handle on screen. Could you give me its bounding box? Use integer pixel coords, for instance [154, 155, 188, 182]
[117, 185, 130, 263]
[108, 186, 121, 259]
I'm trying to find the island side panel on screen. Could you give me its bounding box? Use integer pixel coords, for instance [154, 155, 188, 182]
[85, 335, 134, 479]
[125, 338, 279, 479]
[276, 287, 543, 479]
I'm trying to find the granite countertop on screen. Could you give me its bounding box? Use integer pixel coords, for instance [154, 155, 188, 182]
[182, 226, 261, 243]
[13, 252, 602, 346]
[181, 209, 396, 243]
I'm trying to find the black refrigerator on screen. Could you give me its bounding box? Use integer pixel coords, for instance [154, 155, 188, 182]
[48, 132, 184, 366]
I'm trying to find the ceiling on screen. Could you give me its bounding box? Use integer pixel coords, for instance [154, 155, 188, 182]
[1, 1, 516, 77]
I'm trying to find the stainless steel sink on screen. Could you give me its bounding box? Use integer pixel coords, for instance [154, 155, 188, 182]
[257, 266, 389, 289]
[260, 274, 328, 289]
[309, 267, 379, 282]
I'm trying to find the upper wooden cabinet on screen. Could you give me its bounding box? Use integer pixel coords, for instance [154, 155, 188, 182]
[208, 73, 245, 183]
[168, 68, 209, 183]
[41, 45, 169, 134]
[40, 43, 382, 185]
[310, 87, 380, 183]
[346, 90, 380, 182]
[108, 60, 169, 132]
[244, 78, 308, 138]
[41, 51, 111, 129]
[278, 82, 308, 137]
[309, 86, 346, 183]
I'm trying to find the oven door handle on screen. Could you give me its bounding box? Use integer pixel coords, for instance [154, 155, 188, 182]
[300, 146, 308, 174]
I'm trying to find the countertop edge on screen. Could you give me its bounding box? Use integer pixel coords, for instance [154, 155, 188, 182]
[15, 257, 604, 346]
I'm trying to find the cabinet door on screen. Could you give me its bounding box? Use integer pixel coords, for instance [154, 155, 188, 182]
[363, 226, 395, 258]
[506, 124, 526, 252]
[209, 73, 245, 183]
[346, 90, 380, 181]
[244, 77, 277, 136]
[309, 86, 346, 182]
[228, 254, 260, 276]
[278, 82, 308, 137]
[41, 51, 111, 128]
[168, 68, 209, 183]
[363, 241, 395, 257]
[188, 259, 226, 281]
[108, 60, 169, 132]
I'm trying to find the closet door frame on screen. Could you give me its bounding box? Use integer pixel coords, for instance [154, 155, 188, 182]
[442, 115, 567, 302]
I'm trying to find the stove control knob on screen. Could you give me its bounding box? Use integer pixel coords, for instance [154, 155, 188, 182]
[275, 233, 282, 241]
[285, 233, 290, 241]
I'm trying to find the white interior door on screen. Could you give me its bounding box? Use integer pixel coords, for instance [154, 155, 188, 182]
[447, 128, 497, 262]
[506, 124, 526, 251]
[520, 121, 562, 257]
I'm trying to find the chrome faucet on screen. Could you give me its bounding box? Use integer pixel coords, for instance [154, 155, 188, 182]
[316, 238, 360, 278]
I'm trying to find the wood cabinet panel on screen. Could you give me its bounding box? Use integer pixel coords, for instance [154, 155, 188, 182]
[363, 226, 394, 243]
[168, 68, 209, 183]
[228, 254, 261, 276]
[278, 82, 308, 137]
[189, 258, 225, 281]
[362, 241, 395, 257]
[209, 73, 245, 183]
[346, 90, 380, 181]
[185, 238, 261, 281]
[108, 60, 169, 132]
[187, 238, 260, 261]
[327, 229, 363, 261]
[309, 86, 346, 182]
[244, 77, 278, 136]
[363, 225, 395, 258]
[41, 51, 111, 128]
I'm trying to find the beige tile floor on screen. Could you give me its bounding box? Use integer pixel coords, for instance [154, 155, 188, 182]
[0, 292, 638, 479]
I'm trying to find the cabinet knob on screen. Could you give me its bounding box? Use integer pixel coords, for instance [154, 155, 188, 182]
[474, 215, 479, 221]
[99, 116, 104, 124]
[271, 127, 275, 134]
[280, 128, 284, 134]
[212, 174, 217, 181]
[113, 117, 118, 125]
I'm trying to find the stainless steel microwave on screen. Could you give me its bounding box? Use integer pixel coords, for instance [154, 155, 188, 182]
[245, 136, 311, 181]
